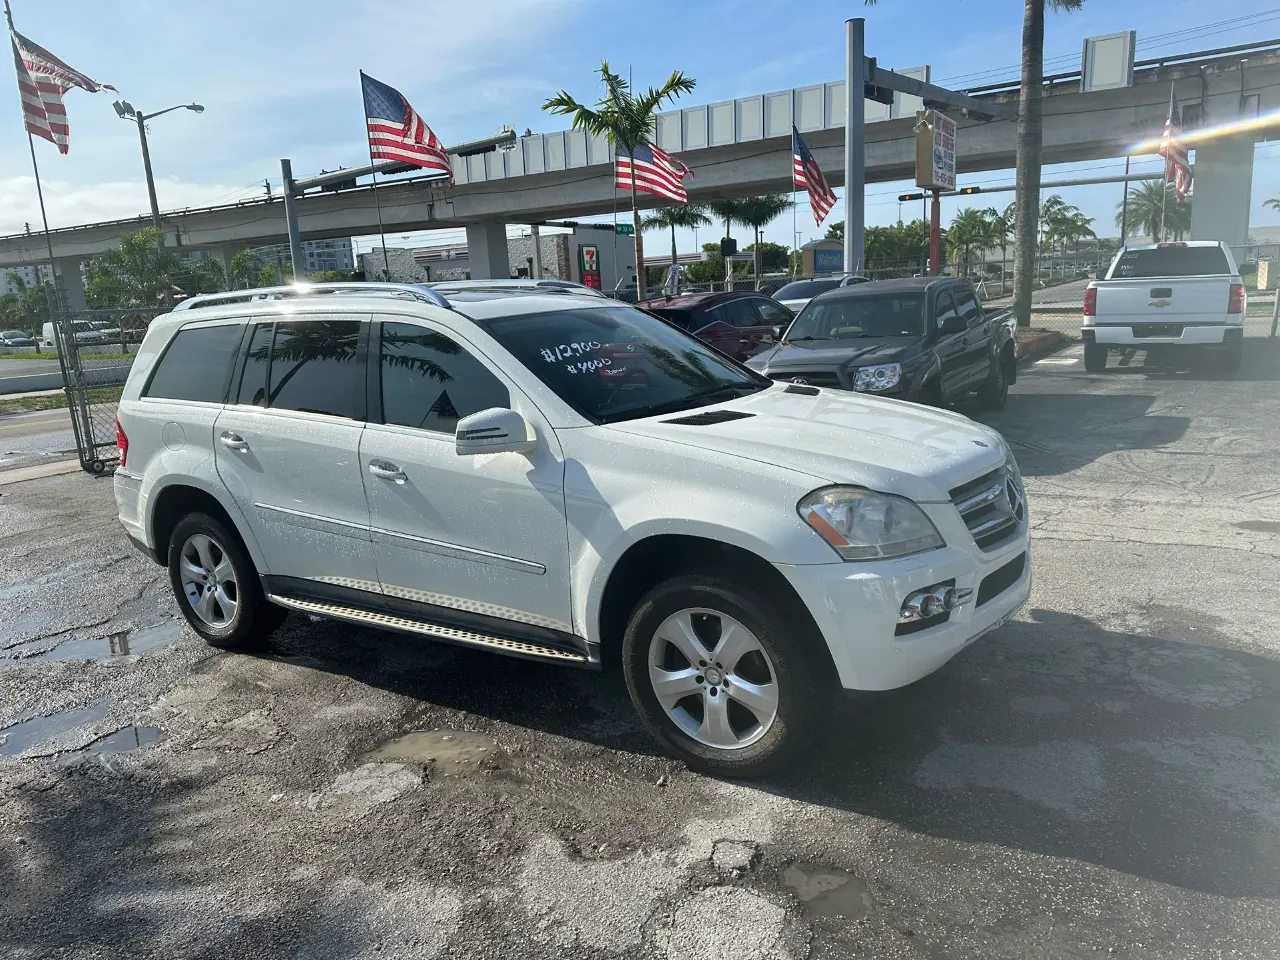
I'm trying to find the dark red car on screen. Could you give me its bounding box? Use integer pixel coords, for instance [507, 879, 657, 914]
[636, 291, 794, 362]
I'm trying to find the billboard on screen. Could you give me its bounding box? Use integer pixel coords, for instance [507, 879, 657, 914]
[915, 110, 956, 191]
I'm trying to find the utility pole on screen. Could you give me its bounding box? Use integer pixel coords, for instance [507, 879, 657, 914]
[930, 190, 942, 276]
[134, 115, 162, 236]
[280, 159, 304, 281]
[530, 223, 543, 279]
[264, 179, 273, 198]
[844, 17, 866, 276]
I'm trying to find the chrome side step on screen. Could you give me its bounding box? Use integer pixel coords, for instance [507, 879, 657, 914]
[267, 594, 590, 664]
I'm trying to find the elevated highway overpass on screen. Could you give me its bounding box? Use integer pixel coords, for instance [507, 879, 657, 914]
[4, 38, 1278, 297]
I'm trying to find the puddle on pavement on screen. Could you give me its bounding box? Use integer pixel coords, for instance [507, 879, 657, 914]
[781, 863, 874, 920]
[2, 619, 183, 668]
[367, 729, 502, 776]
[0, 699, 160, 758]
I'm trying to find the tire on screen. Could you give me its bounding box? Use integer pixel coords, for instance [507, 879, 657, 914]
[919, 378, 944, 407]
[1217, 337, 1243, 375]
[621, 574, 830, 777]
[1084, 342, 1108, 373]
[978, 354, 1010, 410]
[167, 512, 284, 650]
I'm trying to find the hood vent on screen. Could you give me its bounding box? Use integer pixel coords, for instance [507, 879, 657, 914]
[663, 409, 757, 426]
[784, 383, 820, 396]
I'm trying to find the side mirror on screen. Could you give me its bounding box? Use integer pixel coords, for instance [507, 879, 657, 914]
[455, 407, 538, 456]
[771, 324, 786, 342]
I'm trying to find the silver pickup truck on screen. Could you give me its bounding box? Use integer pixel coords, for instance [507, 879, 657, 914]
[1081, 241, 1246, 374]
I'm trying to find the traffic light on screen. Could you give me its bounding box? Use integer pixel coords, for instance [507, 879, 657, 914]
[898, 192, 925, 202]
[958, 186, 982, 195]
[720, 237, 738, 257]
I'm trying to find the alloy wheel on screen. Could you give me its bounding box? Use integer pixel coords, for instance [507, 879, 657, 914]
[647, 608, 779, 750]
[178, 533, 239, 628]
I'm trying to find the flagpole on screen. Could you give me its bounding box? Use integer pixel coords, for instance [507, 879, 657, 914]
[1160, 85, 1173, 242]
[359, 70, 392, 282]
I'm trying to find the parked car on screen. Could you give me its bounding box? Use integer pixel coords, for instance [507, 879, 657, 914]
[772, 275, 869, 312]
[1083, 241, 1246, 374]
[746, 277, 1018, 409]
[0, 329, 37, 347]
[114, 281, 1030, 776]
[38, 319, 123, 348]
[636, 291, 794, 362]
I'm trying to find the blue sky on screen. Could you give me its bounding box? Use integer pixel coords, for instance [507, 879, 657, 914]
[3, 0, 1279, 256]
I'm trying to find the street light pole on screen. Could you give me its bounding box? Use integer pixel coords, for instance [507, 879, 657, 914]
[135, 114, 162, 235]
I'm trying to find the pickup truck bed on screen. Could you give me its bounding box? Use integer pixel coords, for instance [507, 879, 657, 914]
[1081, 241, 1245, 374]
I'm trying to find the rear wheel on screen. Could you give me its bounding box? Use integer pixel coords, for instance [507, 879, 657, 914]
[621, 574, 830, 777]
[978, 354, 1010, 410]
[1084, 342, 1108, 373]
[167, 513, 285, 650]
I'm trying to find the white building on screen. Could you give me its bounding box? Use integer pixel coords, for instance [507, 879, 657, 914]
[3, 263, 53, 293]
[252, 238, 356, 275]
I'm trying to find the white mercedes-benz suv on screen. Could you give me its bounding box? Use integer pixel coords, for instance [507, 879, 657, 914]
[113, 282, 1030, 776]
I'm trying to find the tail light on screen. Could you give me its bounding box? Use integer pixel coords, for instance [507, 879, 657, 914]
[115, 417, 128, 468]
[1083, 285, 1097, 317]
[1228, 283, 1245, 314]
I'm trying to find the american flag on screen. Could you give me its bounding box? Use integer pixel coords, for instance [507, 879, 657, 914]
[361, 72, 452, 180]
[615, 141, 691, 204]
[10, 28, 113, 155]
[793, 126, 836, 226]
[1160, 89, 1192, 202]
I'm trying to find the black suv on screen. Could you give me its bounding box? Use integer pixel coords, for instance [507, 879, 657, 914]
[746, 277, 1017, 409]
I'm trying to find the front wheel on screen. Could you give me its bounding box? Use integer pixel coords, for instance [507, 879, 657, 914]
[978, 355, 1010, 410]
[621, 575, 830, 777]
[1084, 342, 1108, 373]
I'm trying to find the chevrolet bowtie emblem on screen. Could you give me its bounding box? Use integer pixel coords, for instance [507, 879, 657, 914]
[1148, 299, 1171, 308]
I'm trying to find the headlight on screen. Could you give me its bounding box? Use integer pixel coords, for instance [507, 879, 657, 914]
[853, 363, 901, 392]
[798, 486, 945, 561]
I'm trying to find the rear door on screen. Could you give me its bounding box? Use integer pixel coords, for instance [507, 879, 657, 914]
[953, 284, 992, 390]
[697, 299, 765, 361]
[214, 315, 379, 586]
[931, 288, 968, 400]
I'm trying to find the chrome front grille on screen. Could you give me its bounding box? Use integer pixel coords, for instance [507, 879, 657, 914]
[770, 371, 841, 388]
[950, 466, 1025, 551]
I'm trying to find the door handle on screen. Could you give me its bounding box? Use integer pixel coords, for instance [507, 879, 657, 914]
[368, 460, 407, 481]
[219, 431, 249, 451]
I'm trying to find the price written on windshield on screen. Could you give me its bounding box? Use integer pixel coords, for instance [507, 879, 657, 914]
[541, 341, 602, 363]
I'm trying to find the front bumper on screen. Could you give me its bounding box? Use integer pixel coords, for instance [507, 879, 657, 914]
[1082, 321, 1242, 347]
[775, 522, 1030, 691]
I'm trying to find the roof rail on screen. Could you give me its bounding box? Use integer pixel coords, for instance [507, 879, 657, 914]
[172, 282, 452, 312]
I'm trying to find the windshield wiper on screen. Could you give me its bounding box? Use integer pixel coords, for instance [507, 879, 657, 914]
[606, 382, 763, 422]
[787, 335, 831, 342]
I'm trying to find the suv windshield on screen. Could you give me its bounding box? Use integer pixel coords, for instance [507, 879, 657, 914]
[785, 294, 925, 341]
[773, 279, 844, 300]
[484, 304, 766, 423]
[1110, 246, 1231, 279]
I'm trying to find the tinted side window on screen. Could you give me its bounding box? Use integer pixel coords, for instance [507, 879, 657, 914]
[955, 289, 983, 326]
[714, 299, 763, 328]
[269, 320, 362, 418]
[935, 291, 958, 329]
[145, 324, 241, 403]
[380, 322, 509, 434]
[237, 322, 271, 406]
[754, 299, 792, 324]
[647, 308, 694, 330]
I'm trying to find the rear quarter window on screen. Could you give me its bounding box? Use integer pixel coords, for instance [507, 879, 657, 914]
[144, 324, 242, 403]
[1110, 247, 1230, 279]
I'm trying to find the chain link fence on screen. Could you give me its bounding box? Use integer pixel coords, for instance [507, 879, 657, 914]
[49, 306, 160, 473]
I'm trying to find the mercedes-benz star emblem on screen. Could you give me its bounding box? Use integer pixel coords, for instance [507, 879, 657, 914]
[792, 378, 808, 385]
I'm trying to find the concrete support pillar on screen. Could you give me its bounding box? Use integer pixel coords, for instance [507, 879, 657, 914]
[54, 257, 87, 313]
[1190, 135, 1254, 246]
[465, 221, 510, 279]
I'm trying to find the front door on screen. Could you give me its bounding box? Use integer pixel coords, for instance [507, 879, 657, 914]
[751, 298, 794, 356]
[932, 289, 969, 401]
[358, 317, 574, 635]
[214, 316, 378, 587]
[954, 284, 993, 392]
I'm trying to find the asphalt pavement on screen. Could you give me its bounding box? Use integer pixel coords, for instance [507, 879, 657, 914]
[0, 406, 77, 470]
[1, 337, 1278, 958]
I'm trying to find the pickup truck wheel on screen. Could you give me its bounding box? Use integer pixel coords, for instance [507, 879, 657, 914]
[1218, 338, 1243, 374]
[167, 513, 284, 650]
[621, 575, 826, 777]
[1084, 343, 1108, 373]
[978, 355, 1010, 410]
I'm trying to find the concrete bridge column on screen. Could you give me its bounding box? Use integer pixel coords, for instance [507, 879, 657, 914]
[54, 257, 87, 312]
[1190, 135, 1254, 246]
[465, 221, 510, 279]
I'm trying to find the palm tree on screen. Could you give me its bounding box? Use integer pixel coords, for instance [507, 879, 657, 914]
[85, 228, 188, 308]
[864, 1, 1084, 325]
[948, 207, 995, 276]
[544, 63, 696, 301]
[642, 204, 711, 267]
[1114, 181, 1191, 242]
[229, 249, 264, 289]
[734, 195, 794, 284]
[986, 204, 1016, 292]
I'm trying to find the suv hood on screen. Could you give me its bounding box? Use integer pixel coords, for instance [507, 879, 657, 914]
[747, 337, 917, 373]
[610, 384, 1005, 503]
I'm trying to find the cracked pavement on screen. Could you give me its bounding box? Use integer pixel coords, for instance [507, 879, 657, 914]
[0, 338, 1277, 958]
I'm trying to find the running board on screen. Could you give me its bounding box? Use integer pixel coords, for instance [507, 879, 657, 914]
[267, 594, 591, 665]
